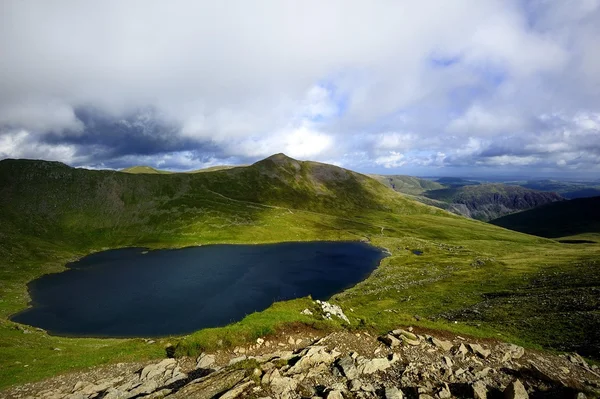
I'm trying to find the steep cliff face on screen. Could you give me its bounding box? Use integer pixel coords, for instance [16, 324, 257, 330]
[423, 184, 564, 221]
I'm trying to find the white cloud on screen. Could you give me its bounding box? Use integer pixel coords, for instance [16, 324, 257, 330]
[375, 152, 405, 168]
[0, 0, 599, 176]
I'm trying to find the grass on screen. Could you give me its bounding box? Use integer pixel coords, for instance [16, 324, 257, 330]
[0, 154, 599, 389]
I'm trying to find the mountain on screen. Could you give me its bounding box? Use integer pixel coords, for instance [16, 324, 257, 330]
[490, 196, 600, 240]
[423, 183, 563, 221]
[369, 174, 444, 196]
[518, 179, 600, 200]
[1, 154, 599, 388]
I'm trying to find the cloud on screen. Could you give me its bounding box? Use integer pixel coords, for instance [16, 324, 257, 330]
[0, 0, 599, 176]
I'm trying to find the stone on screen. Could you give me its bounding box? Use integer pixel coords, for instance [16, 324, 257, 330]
[349, 379, 363, 391]
[327, 390, 344, 399]
[219, 381, 254, 399]
[317, 301, 350, 324]
[443, 356, 453, 367]
[169, 369, 246, 399]
[356, 353, 399, 375]
[287, 346, 337, 374]
[504, 379, 528, 399]
[501, 344, 525, 362]
[228, 356, 247, 365]
[430, 337, 453, 352]
[288, 336, 295, 345]
[379, 334, 401, 348]
[337, 355, 359, 380]
[270, 371, 298, 399]
[455, 343, 469, 357]
[297, 382, 317, 398]
[385, 386, 404, 399]
[196, 354, 216, 369]
[438, 384, 451, 399]
[301, 309, 313, 316]
[257, 338, 265, 345]
[400, 335, 420, 346]
[469, 343, 491, 359]
[472, 381, 487, 399]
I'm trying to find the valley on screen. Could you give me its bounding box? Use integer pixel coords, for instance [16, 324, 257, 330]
[0, 154, 599, 393]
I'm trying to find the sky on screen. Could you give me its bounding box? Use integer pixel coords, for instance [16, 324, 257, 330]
[1, 0, 600, 178]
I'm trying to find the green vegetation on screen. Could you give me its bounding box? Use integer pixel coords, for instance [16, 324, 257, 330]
[0, 153, 599, 389]
[369, 174, 444, 196]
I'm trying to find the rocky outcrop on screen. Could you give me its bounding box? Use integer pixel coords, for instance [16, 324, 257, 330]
[5, 328, 599, 399]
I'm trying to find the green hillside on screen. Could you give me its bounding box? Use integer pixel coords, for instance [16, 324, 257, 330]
[490, 196, 600, 240]
[0, 154, 599, 388]
[369, 174, 444, 196]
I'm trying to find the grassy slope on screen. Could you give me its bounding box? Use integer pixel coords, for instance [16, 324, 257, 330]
[490, 196, 600, 239]
[0, 154, 599, 388]
[369, 174, 444, 196]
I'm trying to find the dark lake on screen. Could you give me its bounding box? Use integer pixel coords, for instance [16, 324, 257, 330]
[11, 241, 385, 337]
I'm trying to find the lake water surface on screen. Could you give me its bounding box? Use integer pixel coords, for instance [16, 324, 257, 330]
[12, 241, 385, 337]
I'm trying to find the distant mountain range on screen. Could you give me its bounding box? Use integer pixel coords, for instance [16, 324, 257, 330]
[372, 175, 563, 221]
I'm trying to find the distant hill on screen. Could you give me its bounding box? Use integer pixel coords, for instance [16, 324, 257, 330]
[423, 183, 563, 221]
[519, 179, 600, 200]
[435, 177, 480, 187]
[369, 175, 444, 196]
[120, 165, 172, 174]
[121, 164, 242, 174]
[490, 196, 600, 239]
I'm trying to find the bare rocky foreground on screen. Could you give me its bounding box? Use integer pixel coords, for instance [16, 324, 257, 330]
[5, 323, 600, 399]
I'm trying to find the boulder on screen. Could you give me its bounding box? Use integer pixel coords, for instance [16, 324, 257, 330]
[337, 355, 359, 380]
[219, 381, 254, 399]
[469, 343, 491, 359]
[379, 334, 402, 348]
[385, 386, 404, 399]
[168, 369, 245, 399]
[430, 337, 453, 352]
[501, 344, 525, 362]
[287, 346, 337, 374]
[472, 381, 487, 399]
[504, 379, 528, 399]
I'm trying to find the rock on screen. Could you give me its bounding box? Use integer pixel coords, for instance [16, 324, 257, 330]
[349, 379, 363, 391]
[337, 355, 359, 380]
[438, 384, 451, 399]
[443, 356, 453, 367]
[140, 358, 177, 381]
[391, 329, 417, 341]
[472, 381, 487, 399]
[501, 344, 525, 362]
[169, 369, 245, 399]
[228, 355, 247, 365]
[430, 337, 453, 352]
[287, 346, 337, 374]
[196, 354, 216, 369]
[504, 379, 528, 399]
[379, 334, 401, 348]
[270, 369, 298, 399]
[297, 382, 317, 398]
[288, 336, 295, 345]
[419, 395, 435, 399]
[469, 343, 491, 359]
[301, 309, 313, 316]
[145, 389, 173, 398]
[326, 390, 344, 399]
[219, 381, 254, 399]
[257, 338, 265, 345]
[316, 300, 350, 324]
[356, 353, 399, 375]
[385, 386, 404, 399]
